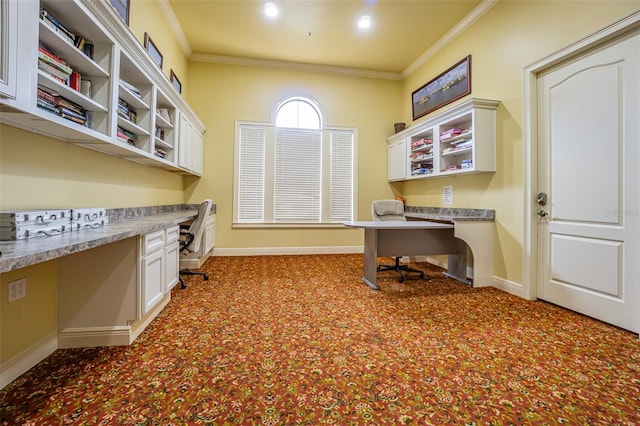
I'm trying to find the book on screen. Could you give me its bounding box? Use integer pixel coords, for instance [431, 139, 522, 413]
[40, 8, 75, 43]
[38, 61, 71, 84]
[38, 51, 73, 75]
[38, 45, 68, 66]
[120, 80, 141, 98]
[70, 72, 81, 91]
[37, 86, 58, 104]
[80, 80, 92, 97]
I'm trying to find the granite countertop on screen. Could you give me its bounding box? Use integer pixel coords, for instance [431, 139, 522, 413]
[403, 206, 495, 222]
[0, 205, 215, 273]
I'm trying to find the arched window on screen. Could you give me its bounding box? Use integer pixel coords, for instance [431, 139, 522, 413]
[235, 95, 355, 225]
[275, 97, 322, 129]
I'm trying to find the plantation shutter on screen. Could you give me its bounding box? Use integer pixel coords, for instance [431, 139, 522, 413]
[238, 125, 266, 222]
[329, 130, 354, 222]
[274, 128, 322, 222]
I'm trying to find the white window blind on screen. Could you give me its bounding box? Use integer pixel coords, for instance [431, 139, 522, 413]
[274, 128, 322, 222]
[235, 97, 355, 226]
[330, 130, 354, 222]
[237, 126, 266, 222]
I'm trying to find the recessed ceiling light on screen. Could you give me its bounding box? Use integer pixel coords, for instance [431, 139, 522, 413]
[264, 2, 279, 18]
[357, 15, 372, 29]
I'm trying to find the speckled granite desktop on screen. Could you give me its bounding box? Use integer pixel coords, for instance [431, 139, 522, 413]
[0, 204, 216, 273]
[403, 206, 494, 222]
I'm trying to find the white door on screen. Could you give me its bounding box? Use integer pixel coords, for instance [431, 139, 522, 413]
[536, 31, 640, 332]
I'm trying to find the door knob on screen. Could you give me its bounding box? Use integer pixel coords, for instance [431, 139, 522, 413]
[537, 209, 548, 217]
[537, 192, 547, 206]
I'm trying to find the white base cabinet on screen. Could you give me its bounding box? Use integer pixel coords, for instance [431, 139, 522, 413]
[140, 225, 179, 315]
[180, 214, 215, 268]
[387, 98, 500, 181]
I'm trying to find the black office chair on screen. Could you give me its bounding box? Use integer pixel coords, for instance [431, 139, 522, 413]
[179, 199, 213, 288]
[371, 199, 424, 282]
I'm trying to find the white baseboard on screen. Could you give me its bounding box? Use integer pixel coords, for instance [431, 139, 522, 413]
[58, 295, 171, 349]
[212, 246, 364, 256]
[58, 326, 132, 348]
[1, 332, 57, 389]
[491, 275, 524, 298]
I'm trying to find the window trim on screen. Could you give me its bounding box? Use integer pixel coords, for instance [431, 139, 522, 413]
[233, 120, 358, 229]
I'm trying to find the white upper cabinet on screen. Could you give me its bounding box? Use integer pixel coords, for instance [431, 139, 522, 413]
[387, 98, 500, 181]
[0, 0, 19, 99]
[0, 0, 205, 176]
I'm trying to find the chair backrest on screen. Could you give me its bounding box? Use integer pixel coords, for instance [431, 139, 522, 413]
[185, 199, 213, 253]
[371, 199, 406, 221]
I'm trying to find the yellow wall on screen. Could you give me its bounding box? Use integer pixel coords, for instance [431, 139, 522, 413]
[1, 262, 57, 363]
[395, 0, 638, 283]
[0, 0, 191, 366]
[129, 0, 189, 97]
[184, 62, 402, 248]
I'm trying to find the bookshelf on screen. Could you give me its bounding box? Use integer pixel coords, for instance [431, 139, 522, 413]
[387, 98, 500, 181]
[153, 88, 177, 164]
[0, 0, 205, 176]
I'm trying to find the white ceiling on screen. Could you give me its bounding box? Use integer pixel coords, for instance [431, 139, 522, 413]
[166, 0, 489, 78]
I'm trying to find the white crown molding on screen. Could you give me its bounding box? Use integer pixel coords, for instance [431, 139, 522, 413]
[162, 0, 496, 81]
[402, 0, 500, 78]
[191, 53, 403, 80]
[158, 0, 192, 57]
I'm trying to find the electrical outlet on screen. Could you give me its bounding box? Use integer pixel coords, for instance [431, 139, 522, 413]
[8, 278, 26, 302]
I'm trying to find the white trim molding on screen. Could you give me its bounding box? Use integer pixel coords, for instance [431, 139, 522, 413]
[0, 332, 57, 390]
[213, 246, 363, 256]
[522, 10, 640, 301]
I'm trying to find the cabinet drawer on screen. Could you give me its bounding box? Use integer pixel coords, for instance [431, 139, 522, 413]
[165, 225, 180, 243]
[143, 230, 165, 256]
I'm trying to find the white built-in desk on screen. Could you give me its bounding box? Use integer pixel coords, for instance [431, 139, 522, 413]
[0, 205, 216, 347]
[344, 207, 494, 290]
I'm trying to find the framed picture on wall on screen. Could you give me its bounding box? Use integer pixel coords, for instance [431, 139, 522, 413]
[144, 33, 163, 69]
[170, 70, 182, 94]
[412, 55, 471, 121]
[109, 0, 130, 25]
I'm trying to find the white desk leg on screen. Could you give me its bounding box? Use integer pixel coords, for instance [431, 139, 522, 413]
[454, 221, 494, 287]
[362, 228, 379, 289]
[443, 238, 471, 285]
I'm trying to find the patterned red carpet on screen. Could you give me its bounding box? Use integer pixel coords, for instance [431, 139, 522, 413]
[1, 254, 639, 425]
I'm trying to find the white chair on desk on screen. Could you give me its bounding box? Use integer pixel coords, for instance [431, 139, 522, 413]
[371, 199, 425, 282]
[179, 199, 213, 289]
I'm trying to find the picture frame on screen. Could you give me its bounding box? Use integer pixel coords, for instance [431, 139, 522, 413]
[109, 0, 130, 25]
[170, 70, 182, 94]
[144, 33, 163, 69]
[412, 55, 471, 121]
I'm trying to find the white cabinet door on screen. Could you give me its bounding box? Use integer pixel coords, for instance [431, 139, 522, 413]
[141, 249, 164, 315]
[165, 240, 180, 292]
[178, 112, 204, 174]
[0, 0, 18, 99]
[204, 214, 215, 254]
[387, 139, 406, 181]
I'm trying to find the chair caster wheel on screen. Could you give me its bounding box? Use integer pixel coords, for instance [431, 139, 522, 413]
[204, 274, 209, 280]
[420, 273, 425, 279]
[398, 276, 404, 283]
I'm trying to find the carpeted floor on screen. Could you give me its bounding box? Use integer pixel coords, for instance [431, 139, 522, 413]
[1, 254, 639, 425]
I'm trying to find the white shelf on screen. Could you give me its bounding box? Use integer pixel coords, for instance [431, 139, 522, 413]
[386, 98, 499, 181]
[38, 20, 109, 78]
[38, 71, 107, 113]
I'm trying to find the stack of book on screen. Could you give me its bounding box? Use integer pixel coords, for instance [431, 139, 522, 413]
[36, 86, 60, 115]
[117, 126, 137, 146]
[120, 80, 142, 99]
[117, 98, 137, 124]
[154, 148, 167, 159]
[40, 8, 75, 44]
[36, 86, 88, 127]
[40, 7, 94, 60]
[38, 45, 72, 85]
[59, 97, 88, 126]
